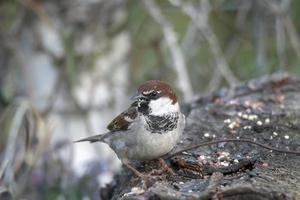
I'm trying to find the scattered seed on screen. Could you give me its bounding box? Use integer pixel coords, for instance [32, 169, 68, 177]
[124, 187, 145, 196]
[233, 159, 239, 163]
[204, 133, 210, 137]
[256, 121, 263, 126]
[248, 115, 254, 120]
[265, 118, 270, 124]
[218, 151, 230, 158]
[262, 163, 269, 167]
[228, 123, 235, 129]
[273, 132, 278, 136]
[220, 161, 229, 167]
[242, 114, 249, 119]
[244, 100, 250, 106]
[248, 114, 258, 121]
[224, 119, 231, 123]
[284, 135, 290, 139]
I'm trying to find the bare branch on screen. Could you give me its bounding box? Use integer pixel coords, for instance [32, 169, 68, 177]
[207, 65, 222, 93]
[276, 16, 286, 69]
[0, 101, 29, 191]
[262, 0, 300, 59]
[170, 0, 238, 87]
[254, 6, 267, 74]
[284, 16, 300, 58]
[143, 0, 193, 101]
[225, 1, 252, 61]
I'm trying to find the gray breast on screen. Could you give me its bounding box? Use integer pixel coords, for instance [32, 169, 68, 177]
[145, 112, 179, 134]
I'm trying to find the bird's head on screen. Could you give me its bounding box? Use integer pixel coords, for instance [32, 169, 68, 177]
[132, 80, 179, 116]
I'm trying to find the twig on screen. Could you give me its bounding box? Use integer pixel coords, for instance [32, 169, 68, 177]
[276, 16, 286, 69]
[181, 22, 199, 61]
[284, 16, 300, 58]
[167, 138, 300, 159]
[262, 0, 300, 59]
[225, 1, 252, 62]
[0, 101, 29, 190]
[207, 65, 222, 93]
[254, 3, 267, 74]
[207, 2, 251, 93]
[169, 0, 238, 88]
[264, 0, 290, 69]
[143, 0, 193, 101]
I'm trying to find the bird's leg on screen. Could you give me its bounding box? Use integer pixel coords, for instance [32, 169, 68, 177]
[123, 162, 145, 179]
[123, 162, 156, 188]
[122, 159, 174, 187]
[148, 158, 175, 176]
[158, 158, 175, 175]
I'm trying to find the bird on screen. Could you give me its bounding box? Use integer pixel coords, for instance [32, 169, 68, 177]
[75, 80, 185, 181]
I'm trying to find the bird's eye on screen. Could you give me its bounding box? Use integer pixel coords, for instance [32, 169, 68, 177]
[149, 91, 158, 98]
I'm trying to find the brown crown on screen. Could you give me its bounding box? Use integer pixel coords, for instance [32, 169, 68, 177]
[137, 80, 177, 104]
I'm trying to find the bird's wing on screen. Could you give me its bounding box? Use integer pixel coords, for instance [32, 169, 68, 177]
[107, 105, 138, 132]
[75, 105, 138, 143]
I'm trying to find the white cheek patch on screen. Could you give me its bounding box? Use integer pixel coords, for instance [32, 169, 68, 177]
[149, 97, 178, 116]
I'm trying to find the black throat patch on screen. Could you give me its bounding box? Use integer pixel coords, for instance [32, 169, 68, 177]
[145, 112, 179, 134]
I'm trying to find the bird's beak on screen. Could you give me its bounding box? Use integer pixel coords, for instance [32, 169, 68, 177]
[131, 92, 148, 103]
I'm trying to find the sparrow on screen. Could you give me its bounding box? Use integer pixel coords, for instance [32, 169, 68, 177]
[75, 80, 185, 179]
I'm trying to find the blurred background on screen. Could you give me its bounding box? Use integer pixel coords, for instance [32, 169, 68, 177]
[1, 0, 300, 199]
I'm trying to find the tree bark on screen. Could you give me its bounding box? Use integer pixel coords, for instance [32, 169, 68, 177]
[102, 73, 300, 200]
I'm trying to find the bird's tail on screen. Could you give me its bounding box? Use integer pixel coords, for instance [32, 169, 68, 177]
[74, 134, 107, 143]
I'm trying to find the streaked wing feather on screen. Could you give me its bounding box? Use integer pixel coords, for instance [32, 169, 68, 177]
[107, 106, 138, 132]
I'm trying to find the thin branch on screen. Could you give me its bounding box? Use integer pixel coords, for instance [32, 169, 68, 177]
[167, 138, 300, 159]
[254, 5, 267, 74]
[170, 0, 238, 88]
[284, 15, 300, 58]
[264, 0, 290, 69]
[207, 65, 222, 93]
[181, 22, 199, 62]
[225, 1, 252, 61]
[0, 101, 29, 191]
[262, 0, 300, 59]
[143, 0, 193, 101]
[276, 16, 286, 69]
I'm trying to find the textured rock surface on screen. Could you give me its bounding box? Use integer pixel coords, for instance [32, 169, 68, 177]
[102, 73, 300, 200]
